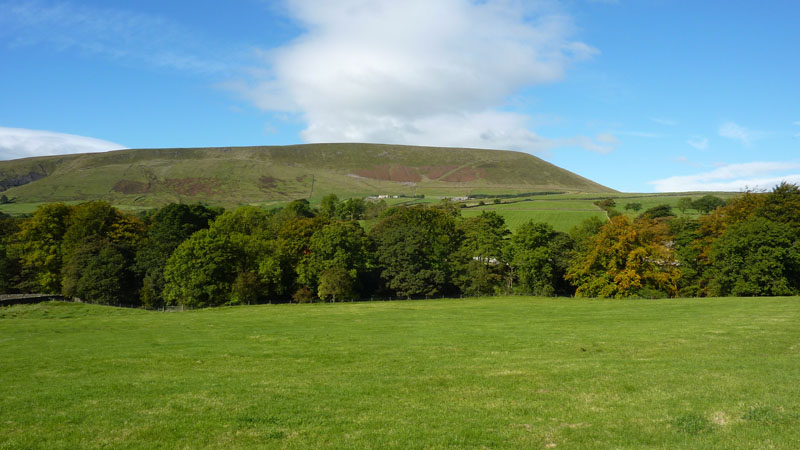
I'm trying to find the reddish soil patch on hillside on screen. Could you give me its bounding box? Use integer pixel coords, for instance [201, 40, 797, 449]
[112, 180, 149, 194]
[354, 165, 422, 182]
[354, 165, 391, 181]
[420, 165, 458, 180]
[390, 166, 422, 182]
[260, 176, 280, 190]
[442, 167, 486, 183]
[164, 178, 222, 196]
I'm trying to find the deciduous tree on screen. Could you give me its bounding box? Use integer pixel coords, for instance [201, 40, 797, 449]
[317, 267, 356, 302]
[453, 212, 509, 296]
[566, 215, 680, 298]
[62, 239, 137, 304]
[624, 202, 642, 212]
[677, 197, 694, 213]
[692, 195, 726, 214]
[297, 221, 372, 298]
[511, 221, 574, 296]
[12, 203, 72, 293]
[135, 203, 220, 307]
[371, 207, 458, 297]
[707, 218, 799, 296]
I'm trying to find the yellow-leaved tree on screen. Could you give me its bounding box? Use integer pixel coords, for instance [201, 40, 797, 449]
[565, 215, 680, 298]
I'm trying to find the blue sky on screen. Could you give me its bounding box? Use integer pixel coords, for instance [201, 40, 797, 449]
[1, 0, 798, 192]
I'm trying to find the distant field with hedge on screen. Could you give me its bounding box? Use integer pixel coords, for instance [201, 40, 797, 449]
[2, 297, 799, 449]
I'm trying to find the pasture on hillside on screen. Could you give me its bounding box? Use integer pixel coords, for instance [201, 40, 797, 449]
[457, 192, 739, 232]
[2, 297, 799, 449]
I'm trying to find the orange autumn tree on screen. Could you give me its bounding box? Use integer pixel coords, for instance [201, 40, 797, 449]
[566, 215, 680, 298]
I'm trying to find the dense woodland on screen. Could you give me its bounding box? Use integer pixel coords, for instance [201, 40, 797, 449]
[1, 183, 799, 306]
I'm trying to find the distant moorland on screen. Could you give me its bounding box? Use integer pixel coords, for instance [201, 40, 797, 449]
[0, 143, 614, 211]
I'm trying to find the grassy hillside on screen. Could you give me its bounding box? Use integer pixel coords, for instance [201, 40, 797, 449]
[2, 297, 798, 448]
[0, 143, 615, 210]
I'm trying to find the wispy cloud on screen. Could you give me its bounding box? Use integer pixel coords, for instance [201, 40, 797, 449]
[687, 136, 708, 150]
[0, 126, 125, 160]
[649, 161, 800, 192]
[0, 0, 230, 74]
[718, 121, 760, 146]
[674, 156, 704, 167]
[228, 0, 599, 153]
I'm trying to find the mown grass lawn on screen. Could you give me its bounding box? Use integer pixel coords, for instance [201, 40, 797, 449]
[1, 297, 799, 449]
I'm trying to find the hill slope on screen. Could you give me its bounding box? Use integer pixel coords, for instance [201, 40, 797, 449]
[0, 143, 615, 208]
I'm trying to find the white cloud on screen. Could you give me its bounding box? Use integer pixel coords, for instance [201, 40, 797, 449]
[793, 121, 800, 126]
[231, 0, 598, 153]
[0, 0, 228, 74]
[649, 161, 800, 192]
[687, 136, 708, 150]
[0, 126, 125, 160]
[718, 121, 759, 146]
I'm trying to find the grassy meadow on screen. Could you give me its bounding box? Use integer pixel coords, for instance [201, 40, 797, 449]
[2, 297, 799, 449]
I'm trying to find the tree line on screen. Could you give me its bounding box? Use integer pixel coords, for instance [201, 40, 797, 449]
[1, 185, 798, 307]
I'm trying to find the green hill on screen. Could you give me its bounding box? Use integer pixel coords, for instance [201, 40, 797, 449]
[0, 143, 615, 210]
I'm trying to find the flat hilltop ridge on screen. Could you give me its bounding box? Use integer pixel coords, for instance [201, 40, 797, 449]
[0, 143, 615, 208]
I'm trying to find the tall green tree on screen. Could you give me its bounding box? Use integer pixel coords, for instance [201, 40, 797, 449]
[209, 205, 271, 236]
[135, 203, 220, 307]
[319, 194, 340, 217]
[0, 241, 19, 294]
[337, 198, 367, 221]
[163, 229, 242, 307]
[284, 199, 315, 218]
[62, 239, 137, 304]
[668, 217, 705, 297]
[371, 207, 459, 297]
[0, 215, 21, 293]
[276, 215, 330, 299]
[677, 197, 694, 213]
[707, 218, 800, 296]
[569, 216, 605, 254]
[758, 182, 800, 234]
[452, 212, 509, 296]
[12, 203, 72, 293]
[297, 221, 372, 299]
[317, 267, 356, 302]
[511, 221, 574, 296]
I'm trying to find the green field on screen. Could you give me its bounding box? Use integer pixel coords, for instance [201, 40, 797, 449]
[2, 297, 798, 449]
[460, 198, 604, 232]
[462, 207, 606, 232]
[455, 192, 742, 232]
